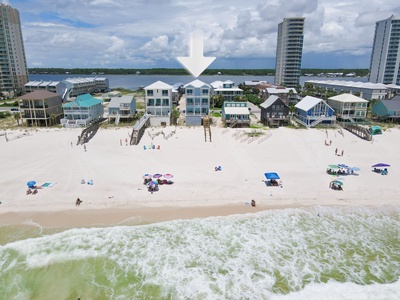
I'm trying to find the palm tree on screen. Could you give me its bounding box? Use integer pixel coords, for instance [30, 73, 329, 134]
[50, 114, 56, 126]
[13, 112, 21, 126]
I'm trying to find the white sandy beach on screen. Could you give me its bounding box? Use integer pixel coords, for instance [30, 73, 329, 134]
[1, 125, 399, 227]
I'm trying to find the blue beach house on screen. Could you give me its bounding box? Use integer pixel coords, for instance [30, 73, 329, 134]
[372, 99, 400, 122]
[221, 101, 250, 127]
[184, 79, 211, 126]
[294, 96, 336, 128]
[61, 94, 104, 127]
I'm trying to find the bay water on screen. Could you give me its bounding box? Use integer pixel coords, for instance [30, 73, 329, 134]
[1, 206, 399, 299]
[28, 74, 369, 91]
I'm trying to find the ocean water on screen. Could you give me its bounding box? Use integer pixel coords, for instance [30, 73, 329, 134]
[1, 206, 399, 300]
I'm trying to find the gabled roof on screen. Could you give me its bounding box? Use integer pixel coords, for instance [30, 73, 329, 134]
[328, 93, 368, 103]
[108, 95, 135, 108]
[144, 80, 173, 90]
[19, 90, 61, 100]
[184, 79, 210, 88]
[63, 94, 103, 108]
[295, 96, 329, 111]
[260, 95, 287, 109]
[378, 99, 400, 110]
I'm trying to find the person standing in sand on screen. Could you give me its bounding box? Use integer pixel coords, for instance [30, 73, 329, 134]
[251, 199, 256, 207]
[76, 198, 82, 206]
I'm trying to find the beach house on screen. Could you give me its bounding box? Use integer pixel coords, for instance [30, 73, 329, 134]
[327, 93, 368, 123]
[108, 95, 136, 124]
[184, 79, 211, 126]
[61, 94, 104, 127]
[261, 87, 298, 105]
[18, 90, 63, 127]
[294, 95, 336, 128]
[211, 80, 243, 102]
[260, 95, 290, 127]
[144, 81, 173, 126]
[371, 99, 400, 122]
[221, 101, 250, 127]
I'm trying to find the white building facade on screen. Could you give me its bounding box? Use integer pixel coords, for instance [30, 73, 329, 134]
[144, 81, 172, 126]
[275, 17, 305, 88]
[369, 15, 400, 85]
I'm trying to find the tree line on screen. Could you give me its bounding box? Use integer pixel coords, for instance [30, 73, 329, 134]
[28, 68, 369, 77]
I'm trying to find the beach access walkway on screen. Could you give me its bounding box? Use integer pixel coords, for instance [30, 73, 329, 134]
[130, 113, 150, 145]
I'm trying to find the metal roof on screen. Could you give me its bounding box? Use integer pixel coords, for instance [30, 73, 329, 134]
[328, 93, 368, 103]
[224, 106, 250, 115]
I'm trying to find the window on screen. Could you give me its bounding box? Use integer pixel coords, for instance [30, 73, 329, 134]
[202, 89, 209, 95]
[156, 99, 161, 106]
[147, 99, 154, 106]
[186, 89, 193, 95]
[187, 98, 194, 105]
[162, 99, 169, 106]
[162, 90, 169, 96]
[146, 90, 153, 96]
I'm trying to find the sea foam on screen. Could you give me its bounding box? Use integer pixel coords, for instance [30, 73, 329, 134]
[0, 206, 399, 299]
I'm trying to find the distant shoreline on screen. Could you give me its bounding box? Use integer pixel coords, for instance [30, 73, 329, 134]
[27, 67, 370, 77]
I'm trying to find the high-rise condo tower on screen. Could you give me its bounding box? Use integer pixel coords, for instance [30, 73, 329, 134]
[369, 15, 400, 85]
[0, 4, 28, 97]
[274, 17, 305, 88]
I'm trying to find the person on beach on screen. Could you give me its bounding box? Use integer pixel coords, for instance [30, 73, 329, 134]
[335, 148, 338, 155]
[76, 198, 82, 206]
[84, 144, 87, 152]
[251, 199, 256, 207]
[341, 150, 344, 156]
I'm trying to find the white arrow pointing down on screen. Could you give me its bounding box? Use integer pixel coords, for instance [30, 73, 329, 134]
[177, 33, 216, 78]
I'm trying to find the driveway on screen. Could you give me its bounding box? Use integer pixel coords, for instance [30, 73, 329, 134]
[247, 101, 261, 120]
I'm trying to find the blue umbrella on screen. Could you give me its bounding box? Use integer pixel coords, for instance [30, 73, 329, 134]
[350, 167, 360, 171]
[372, 163, 390, 168]
[264, 172, 280, 180]
[337, 164, 348, 168]
[27, 181, 36, 188]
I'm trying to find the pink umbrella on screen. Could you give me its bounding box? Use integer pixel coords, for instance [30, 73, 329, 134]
[163, 173, 174, 179]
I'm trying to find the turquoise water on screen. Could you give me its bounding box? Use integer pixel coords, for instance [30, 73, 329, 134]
[1, 206, 399, 300]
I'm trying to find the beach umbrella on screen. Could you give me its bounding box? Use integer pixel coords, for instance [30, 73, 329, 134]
[142, 174, 152, 179]
[163, 173, 174, 179]
[337, 164, 348, 168]
[152, 173, 163, 179]
[371, 163, 390, 168]
[27, 181, 36, 188]
[328, 164, 339, 169]
[331, 180, 343, 186]
[264, 172, 280, 180]
[350, 167, 360, 172]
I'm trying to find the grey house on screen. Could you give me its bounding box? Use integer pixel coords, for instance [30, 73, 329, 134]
[260, 95, 290, 127]
[108, 95, 136, 124]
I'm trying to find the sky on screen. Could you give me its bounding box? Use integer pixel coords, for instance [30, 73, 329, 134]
[5, 0, 400, 69]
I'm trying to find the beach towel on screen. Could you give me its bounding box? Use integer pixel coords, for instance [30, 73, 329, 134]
[41, 183, 54, 188]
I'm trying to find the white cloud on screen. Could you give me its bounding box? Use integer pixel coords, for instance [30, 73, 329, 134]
[15, 0, 400, 68]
